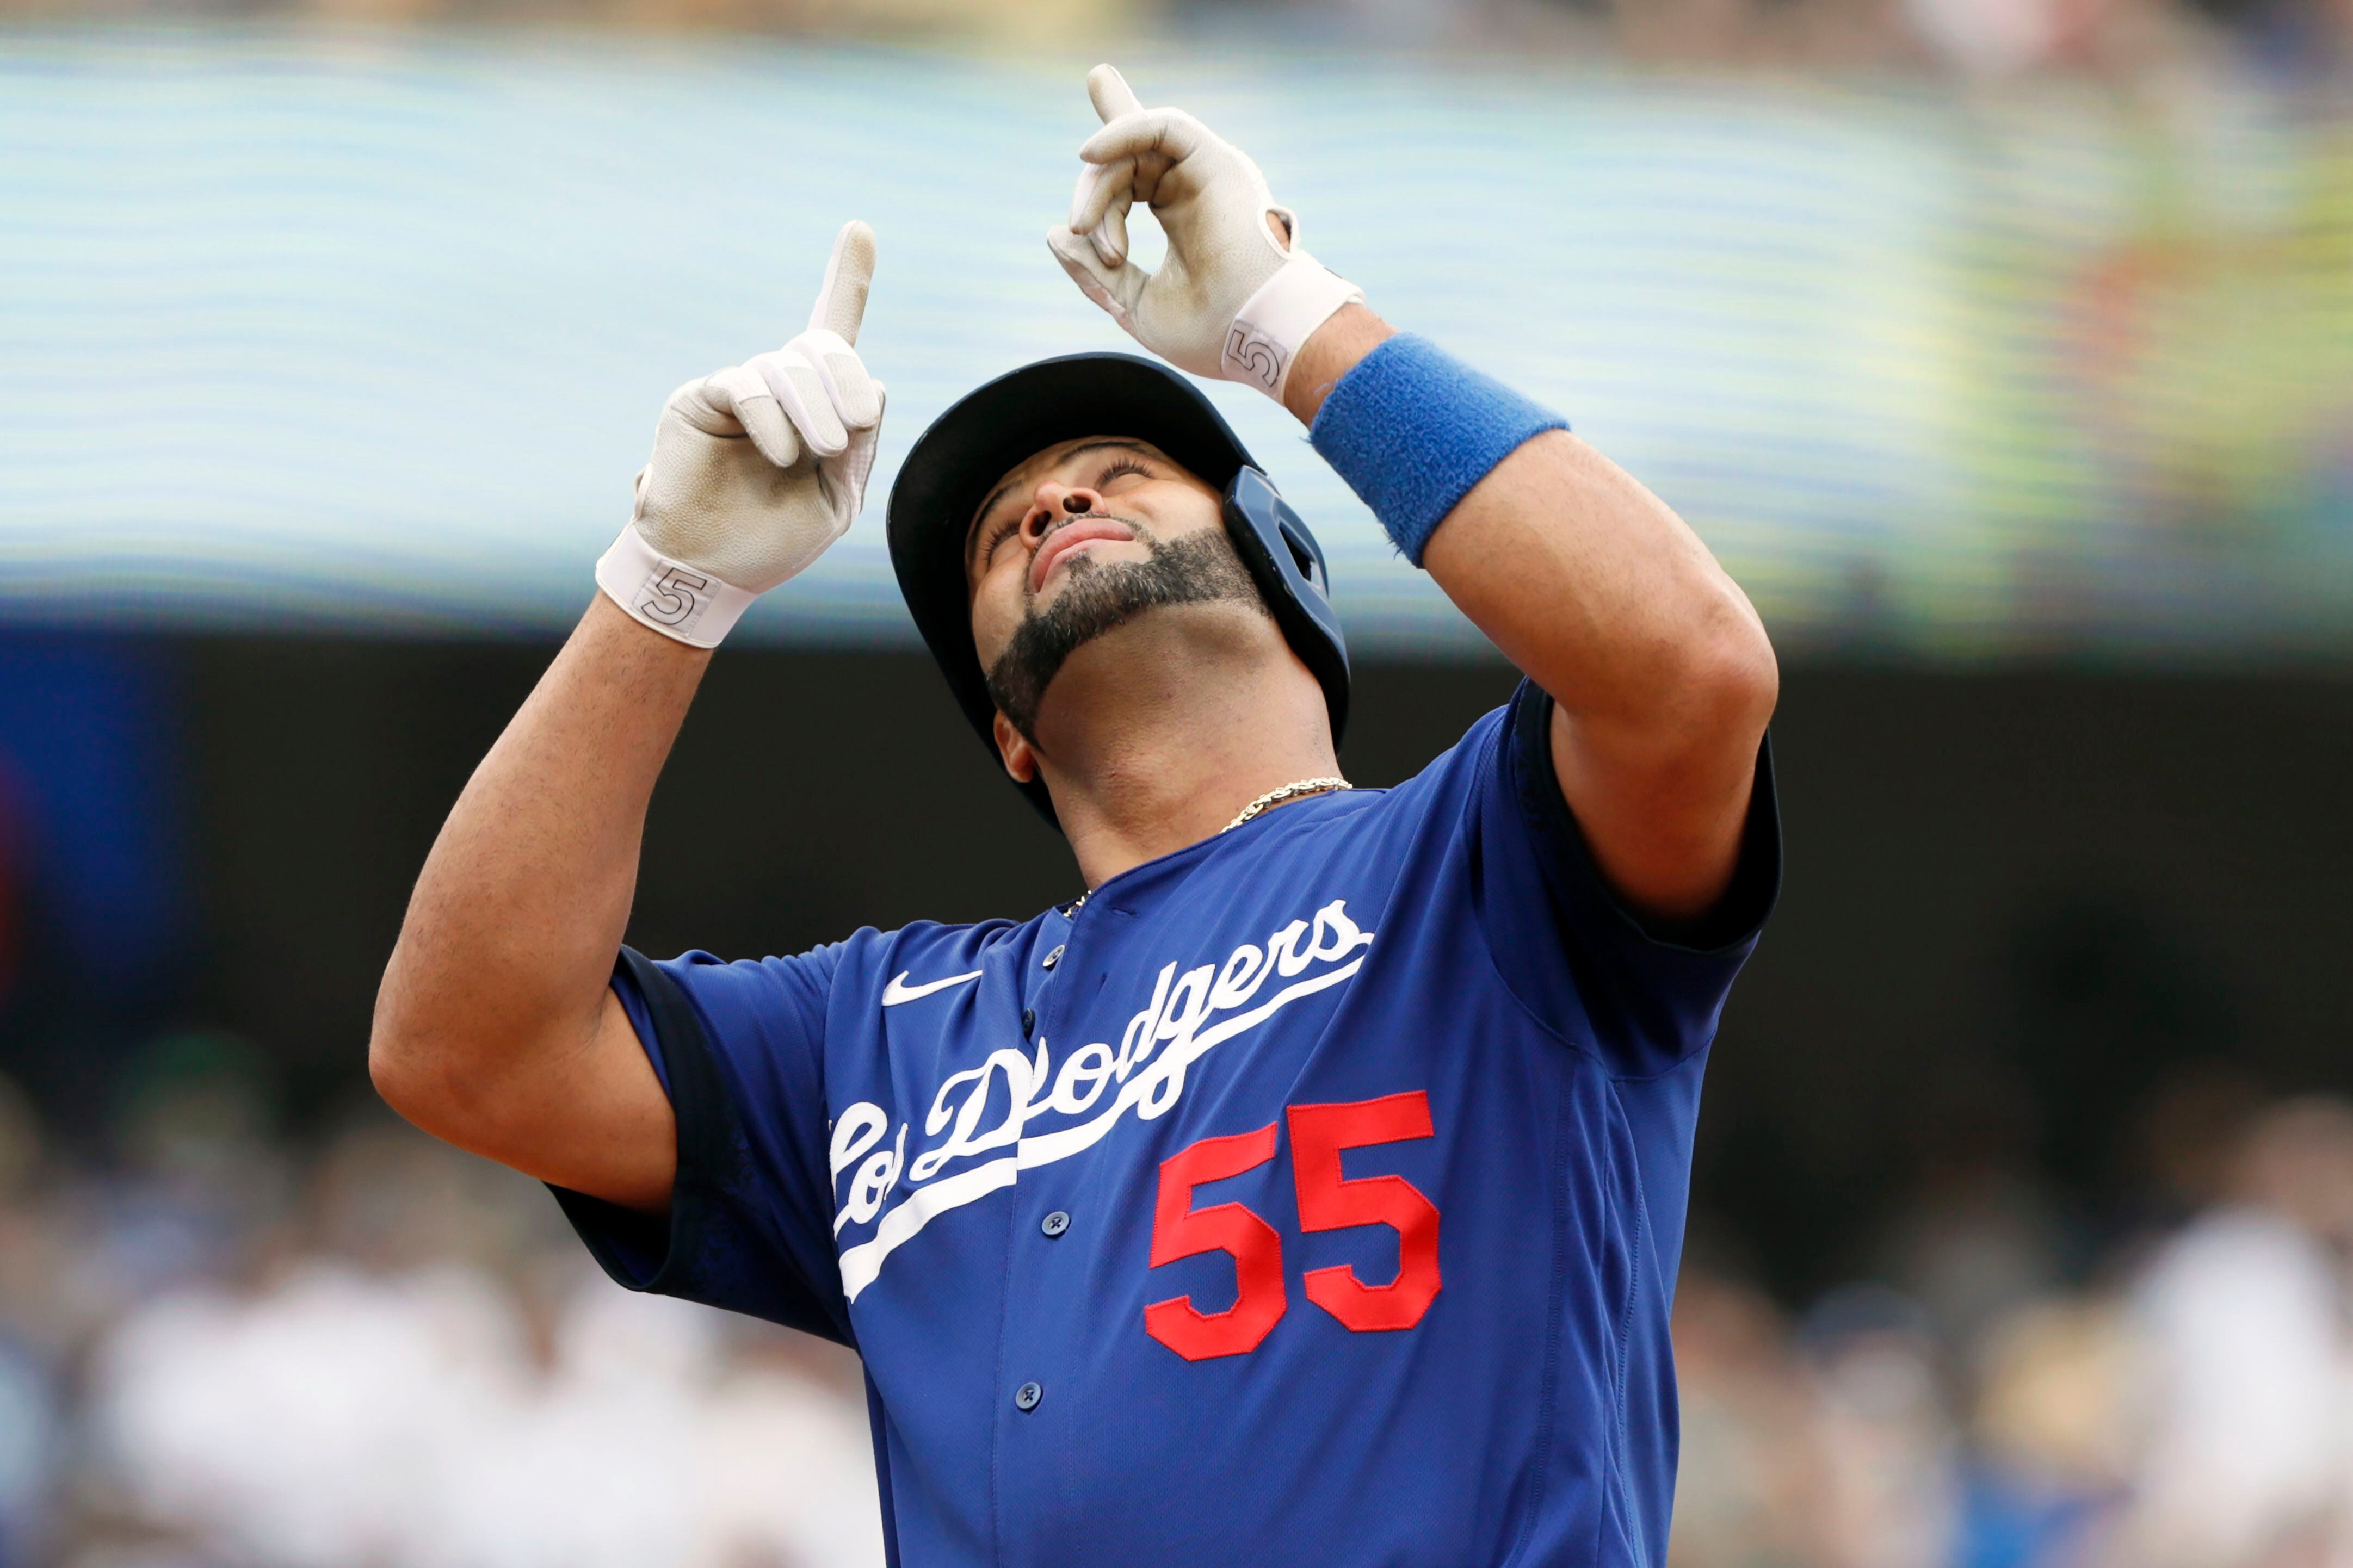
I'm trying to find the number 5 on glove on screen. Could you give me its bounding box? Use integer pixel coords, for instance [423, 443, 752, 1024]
[597, 220, 887, 648]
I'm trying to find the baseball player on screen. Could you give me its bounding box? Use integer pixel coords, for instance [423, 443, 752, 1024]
[373, 65, 1779, 1567]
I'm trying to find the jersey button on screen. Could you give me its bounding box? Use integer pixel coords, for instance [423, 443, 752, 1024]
[1041, 1210, 1070, 1238]
[1015, 1381, 1043, 1412]
[1021, 1008, 1036, 1037]
[1042, 944, 1064, 970]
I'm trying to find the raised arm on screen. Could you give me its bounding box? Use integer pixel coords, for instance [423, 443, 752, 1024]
[1049, 67, 1773, 926]
[1282, 308, 1776, 924]
[371, 600, 702, 1212]
[370, 223, 885, 1212]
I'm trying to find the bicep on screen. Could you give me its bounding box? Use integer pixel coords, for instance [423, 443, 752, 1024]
[467, 988, 678, 1216]
[1549, 698, 1761, 925]
[1419, 435, 1776, 922]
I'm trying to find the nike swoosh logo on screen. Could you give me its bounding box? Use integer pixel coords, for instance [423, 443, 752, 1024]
[882, 969, 985, 1007]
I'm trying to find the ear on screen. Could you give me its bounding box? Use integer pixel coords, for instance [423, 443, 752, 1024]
[992, 711, 1039, 784]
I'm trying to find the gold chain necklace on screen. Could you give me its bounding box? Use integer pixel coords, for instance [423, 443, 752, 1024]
[1221, 775, 1353, 832]
[1064, 777, 1352, 917]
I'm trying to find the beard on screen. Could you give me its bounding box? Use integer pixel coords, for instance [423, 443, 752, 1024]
[984, 521, 1265, 743]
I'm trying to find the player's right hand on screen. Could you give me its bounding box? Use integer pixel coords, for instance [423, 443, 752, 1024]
[596, 220, 885, 648]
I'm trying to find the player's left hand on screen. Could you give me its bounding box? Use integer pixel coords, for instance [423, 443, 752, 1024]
[1048, 64, 1363, 405]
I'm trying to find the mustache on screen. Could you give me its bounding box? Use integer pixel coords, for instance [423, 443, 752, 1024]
[1023, 512, 1150, 604]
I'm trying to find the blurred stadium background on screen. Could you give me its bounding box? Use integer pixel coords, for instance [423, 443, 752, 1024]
[2, 0, 2352, 1564]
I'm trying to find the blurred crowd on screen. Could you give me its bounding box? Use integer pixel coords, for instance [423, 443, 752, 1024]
[4, 1033, 2353, 1567]
[0, 1036, 884, 1568]
[1673, 1086, 2353, 1568]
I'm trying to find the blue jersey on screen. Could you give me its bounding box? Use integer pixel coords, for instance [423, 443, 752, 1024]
[557, 680, 1777, 1568]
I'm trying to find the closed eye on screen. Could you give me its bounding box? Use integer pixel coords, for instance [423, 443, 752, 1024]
[1094, 457, 1152, 489]
[977, 513, 1021, 566]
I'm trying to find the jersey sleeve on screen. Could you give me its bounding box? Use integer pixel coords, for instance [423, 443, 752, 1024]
[1471, 678, 1781, 1079]
[548, 943, 854, 1347]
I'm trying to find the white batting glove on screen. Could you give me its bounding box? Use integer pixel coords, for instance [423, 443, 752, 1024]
[597, 221, 885, 648]
[1047, 65, 1363, 405]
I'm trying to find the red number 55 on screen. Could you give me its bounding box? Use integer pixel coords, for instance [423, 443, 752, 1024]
[1144, 1091, 1442, 1361]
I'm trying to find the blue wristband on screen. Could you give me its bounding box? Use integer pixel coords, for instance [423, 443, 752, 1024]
[1307, 334, 1568, 566]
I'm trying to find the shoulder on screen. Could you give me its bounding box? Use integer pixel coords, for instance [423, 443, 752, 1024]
[639, 913, 1043, 1025]
[660, 914, 1035, 976]
[799, 913, 1073, 1022]
[836, 914, 1047, 978]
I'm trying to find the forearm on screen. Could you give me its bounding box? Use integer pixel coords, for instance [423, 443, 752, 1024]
[1289, 308, 1768, 728]
[1292, 311, 1775, 918]
[1281, 303, 1394, 426]
[372, 593, 709, 1136]
[1422, 434, 1774, 746]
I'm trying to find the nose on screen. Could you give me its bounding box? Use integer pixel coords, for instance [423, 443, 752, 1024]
[1021, 483, 1103, 545]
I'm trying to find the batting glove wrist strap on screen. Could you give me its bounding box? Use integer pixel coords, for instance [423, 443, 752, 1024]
[597, 524, 762, 648]
[603, 221, 885, 649]
[1309, 334, 1568, 567]
[1219, 253, 1363, 400]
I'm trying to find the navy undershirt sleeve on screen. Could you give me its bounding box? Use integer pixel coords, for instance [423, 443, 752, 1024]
[549, 945, 853, 1346]
[613, 960, 670, 1095]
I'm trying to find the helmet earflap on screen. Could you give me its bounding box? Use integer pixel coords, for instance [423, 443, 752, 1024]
[1221, 467, 1349, 746]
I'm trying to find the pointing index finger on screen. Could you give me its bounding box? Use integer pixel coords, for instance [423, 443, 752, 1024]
[808, 220, 877, 346]
[1086, 63, 1143, 125]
